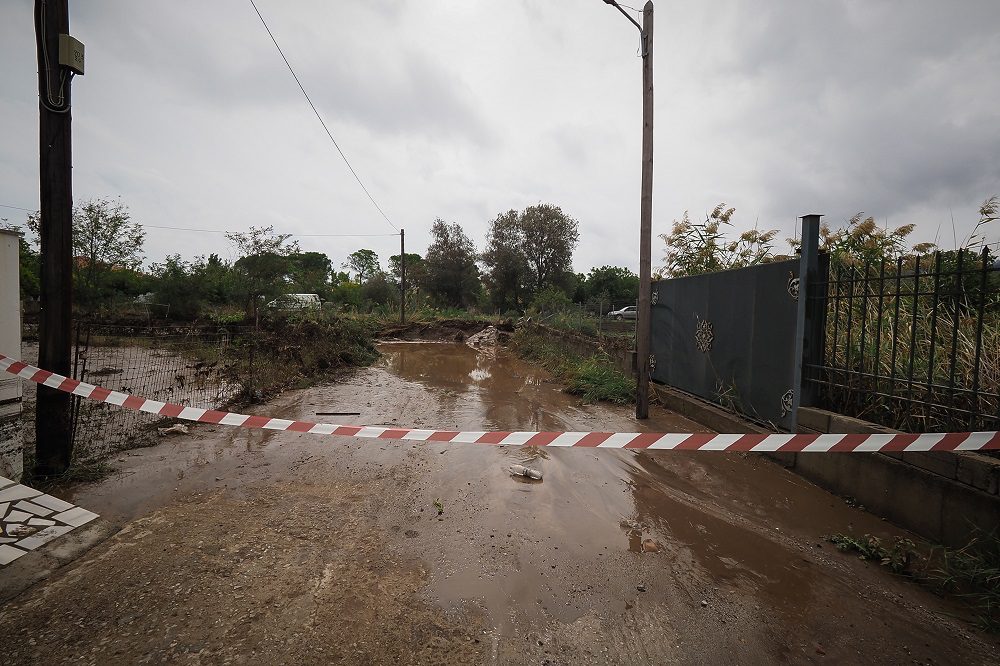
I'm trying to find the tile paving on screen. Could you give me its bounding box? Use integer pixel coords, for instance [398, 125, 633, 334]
[0, 475, 98, 566]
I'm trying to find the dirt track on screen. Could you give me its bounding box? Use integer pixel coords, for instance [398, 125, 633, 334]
[1, 342, 998, 664]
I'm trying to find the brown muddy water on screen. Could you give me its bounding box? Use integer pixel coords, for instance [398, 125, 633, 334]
[1, 341, 998, 665]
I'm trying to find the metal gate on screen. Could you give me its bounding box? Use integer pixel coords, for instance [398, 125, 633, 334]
[650, 259, 805, 430]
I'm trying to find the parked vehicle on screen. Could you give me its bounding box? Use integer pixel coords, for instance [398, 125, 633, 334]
[608, 305, 637, 320]
[266, 293, 322, 311]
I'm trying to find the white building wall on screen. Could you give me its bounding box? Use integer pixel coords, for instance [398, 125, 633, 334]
[0, 229, 23, 480]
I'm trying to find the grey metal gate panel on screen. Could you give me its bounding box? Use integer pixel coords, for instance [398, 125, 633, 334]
[650, 258, 800, 430]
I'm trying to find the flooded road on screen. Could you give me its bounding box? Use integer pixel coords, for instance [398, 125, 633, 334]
[1, 342, 997, 664]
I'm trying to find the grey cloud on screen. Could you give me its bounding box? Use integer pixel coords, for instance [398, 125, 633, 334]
[74, 2, 492, 146]
[670, 0, 1000, 246]
[2, 0, 998, 275]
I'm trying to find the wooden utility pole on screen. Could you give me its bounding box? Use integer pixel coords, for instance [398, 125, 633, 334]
[635, 1, 654, 418]
[34, 0, 75, 474]
[602, 0, 654, 418]
[399, 229, 406, 324]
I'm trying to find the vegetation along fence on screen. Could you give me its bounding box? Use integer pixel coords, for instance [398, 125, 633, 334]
[805, 248, 1000, 434]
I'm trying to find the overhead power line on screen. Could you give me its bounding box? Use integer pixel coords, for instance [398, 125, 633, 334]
[1, 203, 400, 238]
[0, 203, 36, 212]
[143, 223, 399, 238]
[248, 0, 399, 232]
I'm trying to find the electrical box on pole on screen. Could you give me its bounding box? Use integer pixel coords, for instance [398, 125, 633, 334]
[58, 34, 85, 75]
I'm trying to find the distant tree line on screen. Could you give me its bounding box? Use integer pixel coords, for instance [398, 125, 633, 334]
[4, 198, 641, 320]
[10, 195, 992, 321]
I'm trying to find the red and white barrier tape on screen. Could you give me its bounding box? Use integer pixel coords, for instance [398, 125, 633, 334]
[3, 354, 998, 453]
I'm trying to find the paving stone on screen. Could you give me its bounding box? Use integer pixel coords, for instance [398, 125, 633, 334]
[0, 543, 26, 565]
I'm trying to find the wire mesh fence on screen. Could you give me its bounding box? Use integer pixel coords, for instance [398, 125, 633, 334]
[533, 302, 636, 342]
[806, 248, 1000, 435]
[70, 324, 256, 459]
[65, 317, 379, 463]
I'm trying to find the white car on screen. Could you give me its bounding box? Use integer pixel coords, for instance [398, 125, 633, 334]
[266, 293, 322, 310]
[608, 305, 637, 320]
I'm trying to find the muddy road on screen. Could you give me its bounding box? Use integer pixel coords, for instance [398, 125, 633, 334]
[1, 342, 997, 664]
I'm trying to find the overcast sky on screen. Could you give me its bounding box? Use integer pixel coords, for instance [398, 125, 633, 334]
[1, 0, 998, 274]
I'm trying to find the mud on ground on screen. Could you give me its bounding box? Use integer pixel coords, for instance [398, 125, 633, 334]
[1, 342, 998, 665]
[378, 318, 513, 343]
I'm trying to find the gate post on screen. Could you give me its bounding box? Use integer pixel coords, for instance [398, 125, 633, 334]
[791, 214, 823, 431]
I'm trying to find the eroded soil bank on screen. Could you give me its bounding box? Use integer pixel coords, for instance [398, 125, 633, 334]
[1, 342, 997, 664]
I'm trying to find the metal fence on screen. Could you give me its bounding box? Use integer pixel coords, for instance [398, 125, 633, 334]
[533, 303, 636, 341]
[71, 324, 259, 460]
[806, 248, 1000, 433]
[651, 258, 803, 430]
[66, 318, 377, 461]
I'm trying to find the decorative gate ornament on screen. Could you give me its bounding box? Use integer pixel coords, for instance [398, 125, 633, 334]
[787, 273, 799, 301]
[780, 389, 794, 417]
[694, 317, 714, 353]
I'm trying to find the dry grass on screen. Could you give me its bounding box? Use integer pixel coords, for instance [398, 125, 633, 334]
[820, 253, 999, 433]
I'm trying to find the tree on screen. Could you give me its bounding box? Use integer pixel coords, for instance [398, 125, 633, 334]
[581, 265, 639, 308]
[660, 203, 778, 278]
[28, 197, 146, 307]
[290, 251, 333, 296]
[388, 252, 425, 308]
[519, 204, 579, 293]
[388, 252, 423, 283]
[1, 221, 39, 300]
[193, 253, 238, 305]
[423, 219, 480, 308]
[529, 285, 572, 314]
[480, 204, 579, 311]
[361, 273, 397, 308]
[148, 253, 237, 320]
[345, 249, 381, 283]
[149, 254, 199, 319]
[226, 226, 300, 319]
[481, 209, 530, 312]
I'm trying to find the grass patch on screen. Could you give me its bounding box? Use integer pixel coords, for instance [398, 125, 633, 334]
[927, 531, 1000, 632]
[511, 328, 634, 404]
[827, 529, 1000, 631]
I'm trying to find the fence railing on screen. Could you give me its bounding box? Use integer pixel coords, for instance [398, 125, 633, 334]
[532, 303, 636, 342]
[71, 324, 260, 460]
[805, 248, 1000, 433]
[66, 317, 378, 462]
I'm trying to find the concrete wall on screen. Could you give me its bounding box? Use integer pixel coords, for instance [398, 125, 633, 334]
[649, 384, 999, 548]
[0, 229, 23, 480]
[790, 407, 1000, 547]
